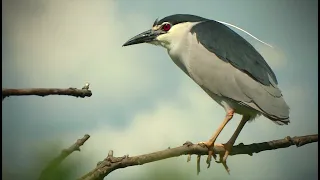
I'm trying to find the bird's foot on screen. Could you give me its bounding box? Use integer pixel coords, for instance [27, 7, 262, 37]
[215, 142, 233, 174]
[197, 141, 221, 168]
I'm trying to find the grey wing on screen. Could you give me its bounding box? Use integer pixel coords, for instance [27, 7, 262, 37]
[234, 72, 290, 124]
[190, 20, 278, 86]
[187, 21, 290, 124]
[188, 49, 290, 124]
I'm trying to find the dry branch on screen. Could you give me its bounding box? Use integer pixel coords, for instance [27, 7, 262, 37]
[79, 134, 318, 180]
[2, 88, 92, 100]
[38, 134, 90, 180]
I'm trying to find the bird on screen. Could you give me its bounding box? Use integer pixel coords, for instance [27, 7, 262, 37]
[122, 14, 290, 173]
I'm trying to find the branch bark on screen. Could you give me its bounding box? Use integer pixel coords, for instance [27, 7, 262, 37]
[38, 134, 90, 180]
[79, 134, 318, 180]
[2, 88, 92, 100]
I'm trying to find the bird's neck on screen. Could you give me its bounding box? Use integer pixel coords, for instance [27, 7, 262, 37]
[166, 33, 193, 77]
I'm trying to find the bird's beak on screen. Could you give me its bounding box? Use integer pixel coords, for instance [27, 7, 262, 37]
[122, 29, 162, 47]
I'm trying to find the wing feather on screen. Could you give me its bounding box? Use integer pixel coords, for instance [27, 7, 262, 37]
[190, 20, 278, 86]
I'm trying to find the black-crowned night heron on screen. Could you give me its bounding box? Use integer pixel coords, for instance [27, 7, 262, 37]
[123, 14, 290, 172]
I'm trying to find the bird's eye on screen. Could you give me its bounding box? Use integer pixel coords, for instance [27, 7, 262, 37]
[161, 23, 171, 31]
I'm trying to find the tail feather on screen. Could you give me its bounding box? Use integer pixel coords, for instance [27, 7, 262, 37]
[264, 114, 290, 125]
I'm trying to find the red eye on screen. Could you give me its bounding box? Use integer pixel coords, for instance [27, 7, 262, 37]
[162, 23, 171, 31]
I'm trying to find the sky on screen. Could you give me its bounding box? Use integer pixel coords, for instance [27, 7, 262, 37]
[2, 0, 318, 180]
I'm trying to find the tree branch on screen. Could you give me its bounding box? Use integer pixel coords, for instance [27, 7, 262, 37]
[2, 87, 92, 100]
[79, 134, 318, 180]
[38, 134, 90, 180]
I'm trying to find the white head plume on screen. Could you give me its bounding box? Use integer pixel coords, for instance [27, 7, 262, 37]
[216, 20, 274, 48]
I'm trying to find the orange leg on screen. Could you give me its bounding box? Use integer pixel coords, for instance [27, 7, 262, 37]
[217, 115, 250, 173]
[198, 109, 234, 166]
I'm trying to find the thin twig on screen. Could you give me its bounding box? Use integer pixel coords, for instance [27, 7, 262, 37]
[2, 88, 92, 100]
[38, 134, 90, 180]
[79, 134, 318, 180]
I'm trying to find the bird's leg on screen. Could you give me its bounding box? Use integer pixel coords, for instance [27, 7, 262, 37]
[198, 109, 234, 166]
[217, 115, 250, 173]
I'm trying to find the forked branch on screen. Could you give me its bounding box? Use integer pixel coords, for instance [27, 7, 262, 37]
[79, 134, 318, 180]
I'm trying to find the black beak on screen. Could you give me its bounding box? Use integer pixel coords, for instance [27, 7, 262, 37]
[122, 29, 161, 47]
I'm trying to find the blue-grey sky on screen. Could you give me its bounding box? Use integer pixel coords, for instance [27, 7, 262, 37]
[2, 0, 318, 180]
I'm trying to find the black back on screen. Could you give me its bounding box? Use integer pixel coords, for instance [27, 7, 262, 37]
[190, 20, 278, 86]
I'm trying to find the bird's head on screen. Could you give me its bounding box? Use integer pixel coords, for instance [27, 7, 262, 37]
[122, 14, 208, 50]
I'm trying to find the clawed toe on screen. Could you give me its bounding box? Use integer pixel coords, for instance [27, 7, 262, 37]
[197, 141, 221, 168]
[214, 143, 232, 174]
